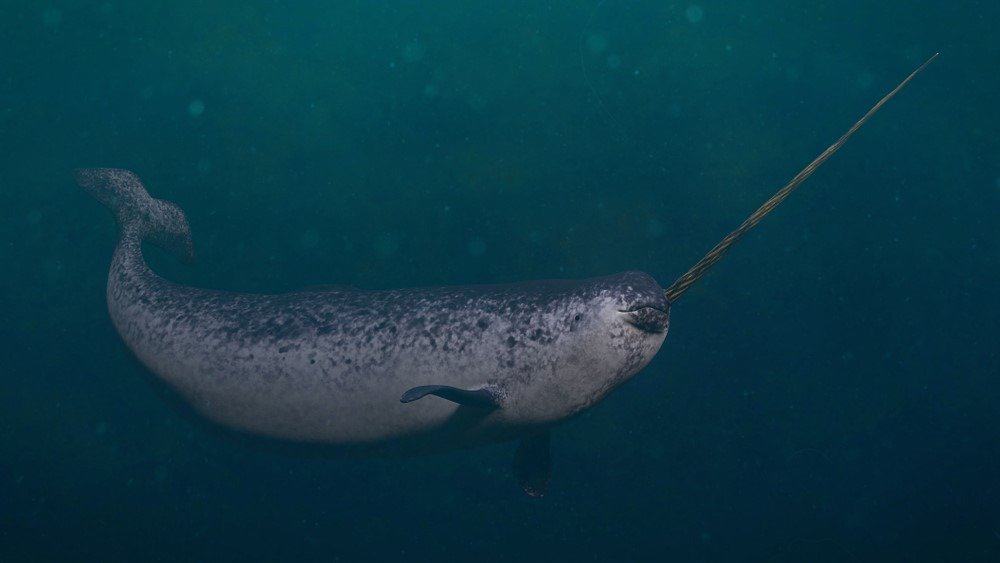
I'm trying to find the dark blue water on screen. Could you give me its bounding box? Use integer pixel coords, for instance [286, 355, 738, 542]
[2, 1, 997, 561]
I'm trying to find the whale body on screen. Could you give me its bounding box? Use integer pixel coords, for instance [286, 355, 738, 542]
[77, 168, 670, 495]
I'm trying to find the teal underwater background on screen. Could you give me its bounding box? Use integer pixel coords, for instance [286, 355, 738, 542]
[1, 1, 998, 560]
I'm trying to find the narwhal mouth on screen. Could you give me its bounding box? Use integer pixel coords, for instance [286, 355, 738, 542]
[619, 306, 670, 334]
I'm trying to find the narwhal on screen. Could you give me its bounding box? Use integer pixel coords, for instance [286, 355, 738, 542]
[77, 55, 936, 496]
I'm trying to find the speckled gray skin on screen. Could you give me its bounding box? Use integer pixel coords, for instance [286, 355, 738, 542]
[77, 169, 670, 457]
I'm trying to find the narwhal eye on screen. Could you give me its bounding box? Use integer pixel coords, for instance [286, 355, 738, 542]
[569, 313, 583, 331]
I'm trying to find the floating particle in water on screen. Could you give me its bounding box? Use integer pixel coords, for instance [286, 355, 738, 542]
[856, 71, 875, 90]
[467, 237, 487, 257]
[647, 441, 666, 460]
[42, 7, 62, 28]
[197, 158, 212, 174]
[468, 94, 487, 111]
[95, 421, 108, 435]
[423, 84, 439, 98]
[586, 34, 607, 55]
[685, 5, 704, 24]
[606, 54, 621, 69]
[26, 209, 42, 225]
[300, 229, 320, 250]
[43, 258, 64, 282]
[375, 233, 400, 256]
[646, 218, 664, 238]
[188, 99, 205, 117]
[402, 40, 425, 63]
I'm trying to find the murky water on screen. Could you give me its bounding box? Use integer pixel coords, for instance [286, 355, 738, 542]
[1, 1, 997, 560]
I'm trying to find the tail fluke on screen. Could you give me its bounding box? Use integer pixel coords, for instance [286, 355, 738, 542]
[75, 168, 194, 262]
[663, 53, 938, 303]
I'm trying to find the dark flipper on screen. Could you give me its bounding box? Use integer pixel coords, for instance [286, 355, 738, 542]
[399, 385, 502, 409]
[513, 431, 551, 498]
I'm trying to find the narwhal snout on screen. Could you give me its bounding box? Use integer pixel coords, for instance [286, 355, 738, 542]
[621, 306, 670, 334]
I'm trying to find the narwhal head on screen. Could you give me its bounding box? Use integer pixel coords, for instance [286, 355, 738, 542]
[606, 271, 671, 335]
[510, 271, 670, 423]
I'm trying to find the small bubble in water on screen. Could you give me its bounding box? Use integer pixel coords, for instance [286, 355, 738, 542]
[188, 99, 205, 117]
[467, 237, 487, 256]
[685, 5, 704, 23]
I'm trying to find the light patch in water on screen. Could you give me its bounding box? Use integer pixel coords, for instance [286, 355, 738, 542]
[42, 7, 62, 28]
[188, 99, 205, 117]
[587, 34, 607, 55]
[685, 5, 704, 24]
